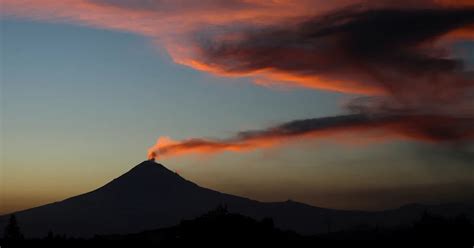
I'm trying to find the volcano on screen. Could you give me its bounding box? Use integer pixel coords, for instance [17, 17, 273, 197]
[1, 160, 472, 238]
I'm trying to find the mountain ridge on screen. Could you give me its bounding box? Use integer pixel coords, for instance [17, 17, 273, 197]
[1, 160, 472, 238]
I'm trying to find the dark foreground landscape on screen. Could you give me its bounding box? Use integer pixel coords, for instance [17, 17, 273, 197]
[1, 207, 473, 247]
[1, 160, 473, 247]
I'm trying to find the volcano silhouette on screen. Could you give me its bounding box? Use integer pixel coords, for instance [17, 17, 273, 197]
[1, 160, 472, 238]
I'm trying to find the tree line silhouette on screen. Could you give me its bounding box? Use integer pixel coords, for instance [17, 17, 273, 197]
[1, 205, 473, 247]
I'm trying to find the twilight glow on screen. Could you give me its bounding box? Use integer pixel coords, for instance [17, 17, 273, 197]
[1, 0, 473, 214]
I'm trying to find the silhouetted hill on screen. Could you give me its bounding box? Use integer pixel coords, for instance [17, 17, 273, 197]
[3, 207, 472, 248]
[92, 209, 474, 247]
[1, 160, 473, 238]
[97, 205, 302, 246]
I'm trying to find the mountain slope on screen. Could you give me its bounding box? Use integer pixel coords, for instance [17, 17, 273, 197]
[0, 160, 256, 237]
[0, 160, 472, 238]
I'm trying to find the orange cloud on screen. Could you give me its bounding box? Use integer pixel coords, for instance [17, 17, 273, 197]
[148, 114, 474, 158]
[3, 1, 470, 95]
[2, 1, 473, 159]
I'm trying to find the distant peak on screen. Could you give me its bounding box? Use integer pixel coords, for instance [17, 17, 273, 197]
[106, 160, 183, 186]
[142, 158, 159, 165]
[134, 159, 167, 169]
[121, 160, 167, 174]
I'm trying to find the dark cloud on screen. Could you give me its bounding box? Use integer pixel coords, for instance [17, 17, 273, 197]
[149, 113, 474, 158]
[194, 6, 474, 100]
[149, 5, 474, 158]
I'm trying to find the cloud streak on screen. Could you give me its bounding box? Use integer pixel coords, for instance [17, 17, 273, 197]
[148, 114, 474, 158]
[1, 1, 473, 158]
[148, 4, 474, 158]
[185, 6, 474, 95]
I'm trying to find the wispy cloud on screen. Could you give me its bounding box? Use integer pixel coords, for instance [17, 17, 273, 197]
[185, 6, 474, 94]
[148, 114, 474, 158]
[2, 1, 473, 158]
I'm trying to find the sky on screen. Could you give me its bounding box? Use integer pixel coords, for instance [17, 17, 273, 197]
[1, 0, 473, 214]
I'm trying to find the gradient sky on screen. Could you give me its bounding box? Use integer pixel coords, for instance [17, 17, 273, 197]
[1, 0, 473, 214]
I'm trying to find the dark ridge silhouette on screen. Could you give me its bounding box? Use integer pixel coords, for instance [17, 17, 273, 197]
[1, 207, 472, 248]
[0, 160, 473, 238]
